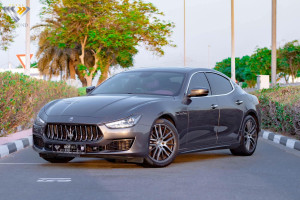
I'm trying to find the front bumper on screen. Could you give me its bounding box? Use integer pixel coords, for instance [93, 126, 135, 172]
[32, 123, 151, 159]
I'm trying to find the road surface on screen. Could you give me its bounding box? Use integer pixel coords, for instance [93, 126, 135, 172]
[0, 138, 300, 200]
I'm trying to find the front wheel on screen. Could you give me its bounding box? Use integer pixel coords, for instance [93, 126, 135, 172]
[143, 119, 179, 168]
[230, 115, 258, 156]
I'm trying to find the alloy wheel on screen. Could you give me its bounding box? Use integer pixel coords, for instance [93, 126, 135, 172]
[149, 124, 176, 162]
[244, 118, 258, 152]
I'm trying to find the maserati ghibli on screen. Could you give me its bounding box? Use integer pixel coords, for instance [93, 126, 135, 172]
[33, 67, 261, 167]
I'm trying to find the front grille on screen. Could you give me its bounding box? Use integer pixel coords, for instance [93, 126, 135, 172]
[33, 135, 44, 149]
[45, 124, 102, 142]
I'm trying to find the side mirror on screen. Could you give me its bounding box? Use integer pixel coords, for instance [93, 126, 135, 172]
[86, 86, 95, 94]
[188, 88, 209, 97]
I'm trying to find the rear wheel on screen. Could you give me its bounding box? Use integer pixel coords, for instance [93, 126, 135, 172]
[230, 115, 258, 156]
[143, 119, 179, 168]
[40, 155, 74, 163]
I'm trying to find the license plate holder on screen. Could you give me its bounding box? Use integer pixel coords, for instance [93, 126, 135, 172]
[52, 144, 85, 153]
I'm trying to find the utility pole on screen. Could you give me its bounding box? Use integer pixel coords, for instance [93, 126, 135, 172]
[208, 45, 211, 68]
[25, 0, 31, 76]
[184, 0, 186, 67]
[271, 0, 277, 86]
[231, 0, 235, 81]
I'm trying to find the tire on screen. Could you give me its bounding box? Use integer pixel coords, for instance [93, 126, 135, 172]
[40, 155, 74, 163]
[143, 118, 179, 168]
[230, 115, 258, 156]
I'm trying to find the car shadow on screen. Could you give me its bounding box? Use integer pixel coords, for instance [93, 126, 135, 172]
[41, 151, 232, 169]
[173, 151, 231, 164]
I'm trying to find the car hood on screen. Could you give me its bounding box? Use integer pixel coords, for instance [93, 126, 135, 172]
[44, 94, 171, 123]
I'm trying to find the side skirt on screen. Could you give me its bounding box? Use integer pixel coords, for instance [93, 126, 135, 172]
[178, 143, 240, 154]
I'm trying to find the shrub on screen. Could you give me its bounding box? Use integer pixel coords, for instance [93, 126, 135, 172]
[241, 82, 248, 89]
[253, 85, 300, 136]
[0, 72, 78, 135]
[78, 87, 87, 96]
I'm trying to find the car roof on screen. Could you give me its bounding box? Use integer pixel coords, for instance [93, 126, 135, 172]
[125, 67, 217, 74]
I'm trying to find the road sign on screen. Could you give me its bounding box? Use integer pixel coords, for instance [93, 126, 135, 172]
[16, 54, 33, 69]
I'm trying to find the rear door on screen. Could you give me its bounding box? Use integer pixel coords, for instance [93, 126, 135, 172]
[205, 72, 244, 144]
[187, 72, 219, 148]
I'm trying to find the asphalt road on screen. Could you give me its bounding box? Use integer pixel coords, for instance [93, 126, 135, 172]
[1, 138, 300, 200]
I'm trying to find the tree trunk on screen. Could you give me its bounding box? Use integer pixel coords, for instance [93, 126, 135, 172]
[289, 59, 295, 83]
[86, 75, 93, 87]
[97, 64, 110, 85]
[76, 68, 87, 87]
[69, 60, 76, 80]
[284, 75, 289, 84]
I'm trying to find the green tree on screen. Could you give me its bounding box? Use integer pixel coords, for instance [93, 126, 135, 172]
[42, 0, 175, 86]
[278, 40, 300, 83]
[249, 47, 271, 76]
[214, 56, 253, 84]
[0, 3, 16, 51]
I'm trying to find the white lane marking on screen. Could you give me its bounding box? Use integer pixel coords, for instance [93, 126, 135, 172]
[273, 135, 281, 144]
[0, 163, 45, 165]
[263, 131, 270, 139]
[37, 178, 72, 183]
[286, 139, 296, 149]
[14, 140, 24, 151]
[0, 145, 10, 158]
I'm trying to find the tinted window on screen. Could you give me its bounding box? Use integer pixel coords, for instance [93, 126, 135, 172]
[91, 71, 185, 96]
[205, 73, 233, 95]
[188, 72, 211, 95]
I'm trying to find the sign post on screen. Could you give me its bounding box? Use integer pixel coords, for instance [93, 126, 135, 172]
[25, 0, 31, 75]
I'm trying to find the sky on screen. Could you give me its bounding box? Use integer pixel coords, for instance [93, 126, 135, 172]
[1, 0, 300, 70]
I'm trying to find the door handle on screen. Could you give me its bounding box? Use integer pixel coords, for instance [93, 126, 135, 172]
[211, 104, 218, 109]
[236, 100, 243, 105]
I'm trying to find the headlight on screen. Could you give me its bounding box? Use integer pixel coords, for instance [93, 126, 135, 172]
[34, 114, 46, 126]
[105, 115, 141, 129]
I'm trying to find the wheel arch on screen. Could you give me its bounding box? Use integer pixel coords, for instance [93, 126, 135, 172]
[245, 110, 260, 129]
[158, 114, 176, 127]
[241, 109, 261, 137]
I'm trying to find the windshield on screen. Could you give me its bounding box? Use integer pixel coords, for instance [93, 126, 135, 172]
[91, 71, 185, 96]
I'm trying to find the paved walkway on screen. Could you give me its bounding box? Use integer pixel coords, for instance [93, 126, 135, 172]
[0, 129, 32, 145]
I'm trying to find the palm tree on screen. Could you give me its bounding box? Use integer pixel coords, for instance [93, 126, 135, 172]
[32, 19, 98, 87]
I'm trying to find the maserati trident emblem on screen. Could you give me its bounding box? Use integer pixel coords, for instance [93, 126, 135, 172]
[67, 127, 74, 140]
[69, 117, 74, 122]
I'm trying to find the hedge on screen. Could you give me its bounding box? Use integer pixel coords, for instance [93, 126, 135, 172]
[253, 85, 300, 136]
[0, 72, 78, 135]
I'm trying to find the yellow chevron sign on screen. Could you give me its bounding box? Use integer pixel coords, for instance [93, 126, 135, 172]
[2, 6, 30, 22]
[17, 7, 28, 15]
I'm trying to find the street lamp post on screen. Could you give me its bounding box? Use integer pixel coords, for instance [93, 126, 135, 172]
[25, 0, 31, 76]
[184, 0, 186, 67]
[231, 0, 235, 81]
[208, 45, 211, 68]
[271, 0, 277, 86]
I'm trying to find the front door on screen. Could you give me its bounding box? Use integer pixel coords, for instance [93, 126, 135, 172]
[186, 72, 219, 148]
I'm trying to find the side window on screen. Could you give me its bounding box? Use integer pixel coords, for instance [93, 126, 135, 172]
[205, 73, 233, 95]
[188, 72, 211, 95]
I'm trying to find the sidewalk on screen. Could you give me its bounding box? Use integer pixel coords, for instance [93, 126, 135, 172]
[0, 129, 32, 145]
[0, 129, 32, 158]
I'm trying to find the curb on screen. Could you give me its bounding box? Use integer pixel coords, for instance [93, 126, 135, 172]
[262, 131, 300, 151]
[1, 131, 299, 158]
[0, 136, 33, 158]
